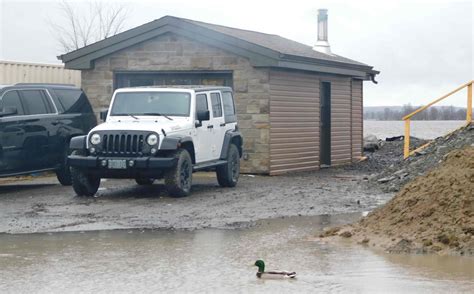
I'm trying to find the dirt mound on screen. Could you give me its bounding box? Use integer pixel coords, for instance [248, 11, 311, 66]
[322, 146, 474, 255]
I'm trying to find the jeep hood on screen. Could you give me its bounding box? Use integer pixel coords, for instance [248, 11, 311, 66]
[91, 117, 193, 134]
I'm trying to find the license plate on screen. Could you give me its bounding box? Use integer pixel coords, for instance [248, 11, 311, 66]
[108, 159, 127, 169]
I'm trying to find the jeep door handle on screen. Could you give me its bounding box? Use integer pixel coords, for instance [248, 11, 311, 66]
[220, 123, 226, 127]
[51, 120, 61, 126]
[207, 125, 214, 129]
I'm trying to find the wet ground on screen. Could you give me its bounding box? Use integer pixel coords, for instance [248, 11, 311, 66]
[1, 214, 472, 293]
[0, 169, 389, 234]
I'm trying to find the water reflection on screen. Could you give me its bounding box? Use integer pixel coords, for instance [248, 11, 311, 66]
[0, 214, 472, 293]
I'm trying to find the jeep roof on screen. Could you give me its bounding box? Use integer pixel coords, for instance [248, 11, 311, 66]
[119, 85, 232, 92]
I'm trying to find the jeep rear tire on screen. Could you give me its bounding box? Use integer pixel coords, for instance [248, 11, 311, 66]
[164, 149, 192, 197]
[56, 147, 72, 186]
[135, 178, 155, 185]
[70, 151, 100, 197]
[216, 144, 240, 187]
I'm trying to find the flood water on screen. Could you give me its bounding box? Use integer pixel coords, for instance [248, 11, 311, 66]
[1, 213, 472, 293]
[364, 120, 466, 140]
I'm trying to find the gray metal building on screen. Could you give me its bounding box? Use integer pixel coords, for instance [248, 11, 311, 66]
[59, 12, 378, 174]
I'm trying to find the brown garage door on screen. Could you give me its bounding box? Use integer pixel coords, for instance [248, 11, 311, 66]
[269, 70, 320, 175]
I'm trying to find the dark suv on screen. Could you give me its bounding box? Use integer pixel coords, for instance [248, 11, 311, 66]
[0, 83, 97, 185]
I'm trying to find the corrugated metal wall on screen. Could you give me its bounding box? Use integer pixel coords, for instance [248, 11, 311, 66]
[351, 79, 363, 161]
[269, 70, 320, 175]
[327, 76, 352, 166]
[0, 60, 81, 86]
[269, 70, 363, 174]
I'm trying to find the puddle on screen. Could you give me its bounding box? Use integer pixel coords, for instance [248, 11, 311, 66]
[0, 213, 472, 293]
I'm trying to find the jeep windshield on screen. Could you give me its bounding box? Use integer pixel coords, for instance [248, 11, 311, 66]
[110, 92, 191, 117]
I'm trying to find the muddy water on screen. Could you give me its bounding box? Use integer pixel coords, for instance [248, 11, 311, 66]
[1, 214, 473, 293]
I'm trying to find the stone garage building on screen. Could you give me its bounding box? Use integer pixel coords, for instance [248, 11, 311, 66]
[59, 13, 378, 175]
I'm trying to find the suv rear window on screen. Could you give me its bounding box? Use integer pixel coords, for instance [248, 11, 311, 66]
[19, 90, 53, 115]
[54, 89, 93, 113]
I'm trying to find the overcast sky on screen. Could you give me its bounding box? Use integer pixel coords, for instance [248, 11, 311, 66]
[0, 0, 472, 106]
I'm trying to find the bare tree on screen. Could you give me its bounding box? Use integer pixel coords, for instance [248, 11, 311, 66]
[49, 0, 128, 53]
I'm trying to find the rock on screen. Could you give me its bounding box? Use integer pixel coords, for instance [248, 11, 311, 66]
[436, 145, 448, 154]
[364, 134, 379, 143]
[415, 150, 427, 156]
[364, 142, 379, 152]
[378, 177, 394, 183]
[393, 169, 409, 179]
[364, 134, 381, 152]
[388, 185, 399, 192]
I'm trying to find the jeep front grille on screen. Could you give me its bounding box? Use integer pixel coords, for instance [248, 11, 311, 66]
[101, 134, 145, 155]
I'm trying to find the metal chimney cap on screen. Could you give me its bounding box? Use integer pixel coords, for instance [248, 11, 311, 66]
[313, 8, 332, 55]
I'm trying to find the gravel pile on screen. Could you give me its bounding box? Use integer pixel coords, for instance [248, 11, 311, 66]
[346, 137, 427, 174]
[372, 124, 473, 192]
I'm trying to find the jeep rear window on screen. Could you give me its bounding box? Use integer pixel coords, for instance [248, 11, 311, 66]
[110, 92, 191, 117]
[222, 91, 236, 123]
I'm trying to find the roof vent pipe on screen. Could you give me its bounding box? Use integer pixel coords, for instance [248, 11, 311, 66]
[313, 9, 332, 54]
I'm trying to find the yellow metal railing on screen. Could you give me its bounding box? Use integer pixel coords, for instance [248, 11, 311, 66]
[403, 80, 473, 159]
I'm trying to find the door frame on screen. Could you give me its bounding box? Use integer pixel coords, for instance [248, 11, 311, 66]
[320, 81, 331, 167]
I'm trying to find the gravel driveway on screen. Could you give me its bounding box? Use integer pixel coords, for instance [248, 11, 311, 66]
[0, 169, 391, 234]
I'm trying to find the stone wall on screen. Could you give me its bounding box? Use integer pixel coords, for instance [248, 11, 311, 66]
[81, 32, 270, 173]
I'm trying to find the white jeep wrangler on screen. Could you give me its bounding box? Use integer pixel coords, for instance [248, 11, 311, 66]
[68, 86, 242, 197]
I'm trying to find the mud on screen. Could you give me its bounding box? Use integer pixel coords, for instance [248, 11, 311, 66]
[0, 168, 390, 234]
[320, 146, 474, 256]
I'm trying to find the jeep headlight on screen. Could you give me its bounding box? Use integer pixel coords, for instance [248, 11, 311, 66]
[90, 133, 101, 145]
[146, 134, 158, 146]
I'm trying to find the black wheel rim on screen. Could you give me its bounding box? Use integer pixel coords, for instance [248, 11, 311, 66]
[180, 160, 191, 189]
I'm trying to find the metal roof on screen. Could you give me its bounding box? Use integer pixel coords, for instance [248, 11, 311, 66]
[58, 15, 378, 79]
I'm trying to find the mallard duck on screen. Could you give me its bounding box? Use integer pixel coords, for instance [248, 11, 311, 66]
[254, 260, 296, 279]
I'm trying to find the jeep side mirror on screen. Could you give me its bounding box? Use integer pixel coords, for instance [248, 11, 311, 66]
[197, 110, 210, 122]
[0, 106, 18, 117]
[195, 110, 210, 128]
[99, 109, 108, 121]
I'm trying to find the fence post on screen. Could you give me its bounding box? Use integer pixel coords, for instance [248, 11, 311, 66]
[404, 119, 410, 159]
[467, 82, 473, 123]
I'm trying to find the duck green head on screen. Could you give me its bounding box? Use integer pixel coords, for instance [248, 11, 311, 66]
[254, 260, 265, 272]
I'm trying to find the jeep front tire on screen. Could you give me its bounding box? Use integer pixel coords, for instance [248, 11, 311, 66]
[216, 144, 240, 187]
[164, 149, 192, 197]
[70, 151, 100, 197]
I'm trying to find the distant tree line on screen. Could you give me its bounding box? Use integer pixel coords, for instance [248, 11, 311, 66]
[364, 105, 469, 120]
